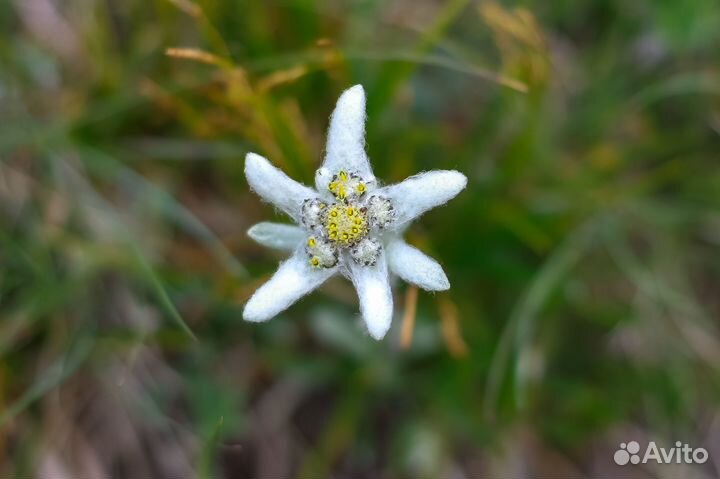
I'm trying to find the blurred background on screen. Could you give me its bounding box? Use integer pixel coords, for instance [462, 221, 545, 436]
[1, 0, 720, 477]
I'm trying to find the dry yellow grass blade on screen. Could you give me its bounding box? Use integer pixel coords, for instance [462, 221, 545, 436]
[257, 66, 310, 93]
[437, 294, 468, 358]
[479, 2, 545, 49]
[400, 286, 419, 349]
[479, 2, 549, 88]
[165, 48, 233, 69]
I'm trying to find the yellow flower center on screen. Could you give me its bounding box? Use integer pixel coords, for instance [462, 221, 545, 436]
[324, 203, 368, 246]
[327, 170, 367, 202]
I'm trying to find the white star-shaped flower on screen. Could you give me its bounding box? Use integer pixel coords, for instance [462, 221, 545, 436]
[243, 85, 467, 339]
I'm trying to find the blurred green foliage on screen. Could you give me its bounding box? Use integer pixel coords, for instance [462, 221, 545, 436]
[1, 0, 720, 477]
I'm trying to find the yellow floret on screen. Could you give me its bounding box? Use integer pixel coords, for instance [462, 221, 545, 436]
[323, 203, 368, 246]
[328, 170, 363, 201]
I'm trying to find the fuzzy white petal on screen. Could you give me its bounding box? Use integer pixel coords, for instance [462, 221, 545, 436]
[243, 249, 335, 322]
[245, 152, 318, 222]
[378, 170, 467, 229]
[316, 85, 374, 191]
[247, 222, 305, 251]
[386, 238, 450, 291]
[348, 251, 393, 339]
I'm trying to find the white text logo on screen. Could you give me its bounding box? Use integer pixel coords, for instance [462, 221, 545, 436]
[614, 441, 709, 466]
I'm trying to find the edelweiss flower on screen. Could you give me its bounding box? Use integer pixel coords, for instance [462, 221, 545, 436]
[243, 85, 467, 339]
